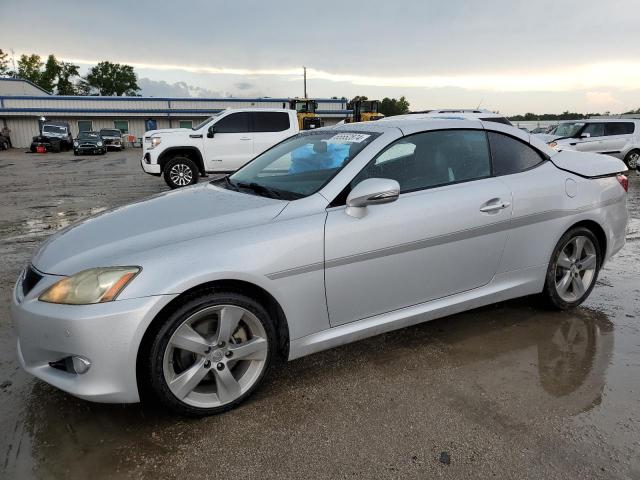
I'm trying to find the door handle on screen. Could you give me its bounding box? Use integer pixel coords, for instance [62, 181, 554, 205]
[480, 200, 511, 213]
[240, 137, 251, 141]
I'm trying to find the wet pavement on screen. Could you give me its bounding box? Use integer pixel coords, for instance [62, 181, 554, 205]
[0, 148, 638, 479]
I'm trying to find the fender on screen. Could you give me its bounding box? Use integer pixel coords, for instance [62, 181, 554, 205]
[158, 146, 205, 175]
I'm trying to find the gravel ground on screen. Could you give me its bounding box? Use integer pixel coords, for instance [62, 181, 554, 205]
[0, 148, 638, 479]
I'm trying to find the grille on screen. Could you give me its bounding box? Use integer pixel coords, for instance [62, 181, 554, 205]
[80, 143, 96, 148]
[22, 266, 43, 296]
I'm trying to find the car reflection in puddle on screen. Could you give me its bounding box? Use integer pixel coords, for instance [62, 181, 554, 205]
[9, 301, 614, 477]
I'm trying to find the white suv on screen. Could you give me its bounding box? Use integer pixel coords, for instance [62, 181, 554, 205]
[545, 119, 640, 169]
[142, 108, 299, 188]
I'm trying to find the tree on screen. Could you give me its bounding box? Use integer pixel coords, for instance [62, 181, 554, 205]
[379, 96, 410, 116]
[0, 49, 9, 75]
[85, 61, 140, 96]
[39, 55, 61, 92]
[56, 62, 81, 95]
[17, 54, 44, 85]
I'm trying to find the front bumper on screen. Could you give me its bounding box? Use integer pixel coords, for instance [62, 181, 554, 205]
[141, 152, 161, 175]
[12, 278, 176, 403]
[75, 146, 104, 154]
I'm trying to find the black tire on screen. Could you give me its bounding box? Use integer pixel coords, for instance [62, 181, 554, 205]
[51, 141, 61, 153]
[542, 226, 602, 310]
[624, 150, 639, 169]
[144, 291, 277, 417]
[73, 151, 79, 156]
[163, 156, 199, 189]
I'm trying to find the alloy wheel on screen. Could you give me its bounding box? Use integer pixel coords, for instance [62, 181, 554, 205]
[554, 235, 597, 303]
[162, 305, 269, 408]
[169, 163, 193, 186]
[627, 151, 639, 169]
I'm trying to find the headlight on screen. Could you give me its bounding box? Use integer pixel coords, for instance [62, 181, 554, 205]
[39, 267, 140, 305]
[97, 141, 103, 146]
[150, 137, 162, 149]
[548, 141, 558, 148]
[73, 141, 79, 147]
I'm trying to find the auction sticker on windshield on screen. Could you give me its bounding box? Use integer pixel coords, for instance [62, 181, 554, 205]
[329, 133, 371, 143]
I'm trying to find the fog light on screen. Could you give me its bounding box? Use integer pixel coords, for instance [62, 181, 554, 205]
[71, 356, 91, 374]
[49, 355, 91, 374]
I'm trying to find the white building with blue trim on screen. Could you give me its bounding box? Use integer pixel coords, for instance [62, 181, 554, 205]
[0, 78, 350, 148]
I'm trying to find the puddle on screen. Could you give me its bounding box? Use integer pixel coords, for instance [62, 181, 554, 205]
[0, 207, 107, 244]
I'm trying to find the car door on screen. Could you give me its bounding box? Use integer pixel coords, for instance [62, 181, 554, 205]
[203, 112, 253, 171]
[324, 129, 513, 327]
[572, 122, 605, 153]
[602, 122, 634, 158]
[251, 111, 292, 156]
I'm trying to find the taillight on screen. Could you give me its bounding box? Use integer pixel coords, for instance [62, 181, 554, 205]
[617, 174, 628, 192]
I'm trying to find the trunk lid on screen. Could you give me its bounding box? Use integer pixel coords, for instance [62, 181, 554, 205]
[551, 150, 627, 177]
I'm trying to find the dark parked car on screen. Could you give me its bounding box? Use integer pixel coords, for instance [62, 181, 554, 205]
[30, 122, 73, 153]
[99, 129, 125, 151]
[74, 131, 106, 156]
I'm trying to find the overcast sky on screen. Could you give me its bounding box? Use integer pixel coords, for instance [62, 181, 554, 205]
[1, 0, 639, 114]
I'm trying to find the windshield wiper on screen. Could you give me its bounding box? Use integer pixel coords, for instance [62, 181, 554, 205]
[236, 181, 282, 199]
[222, 175, 239, 191]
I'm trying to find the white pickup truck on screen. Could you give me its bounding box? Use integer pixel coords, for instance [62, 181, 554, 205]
[141, 108, 299, 188]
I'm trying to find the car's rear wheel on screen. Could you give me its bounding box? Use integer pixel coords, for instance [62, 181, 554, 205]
[146, 291, 276, 416]
[624, 150, 639, 169]
[543, 227, 601, 309]
[164, 157, 199, 189]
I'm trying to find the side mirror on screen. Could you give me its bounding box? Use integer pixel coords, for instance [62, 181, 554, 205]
[346, 178, 400, 217]
[207, 125, 215, 138]
[580, 132, 591, 139]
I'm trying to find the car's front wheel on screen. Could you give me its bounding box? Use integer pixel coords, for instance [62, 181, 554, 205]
[624, 150, 639, 169]
[146, 291, 276, 416]
[164, 157, 199, 189]
[543, 227, 601, 309]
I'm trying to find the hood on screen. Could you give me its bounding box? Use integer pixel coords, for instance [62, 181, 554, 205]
[534, 133, 561, 143]
[76, 137, 101, 145]
[145, 128, 190, 137]
[32, 184, 287, 275]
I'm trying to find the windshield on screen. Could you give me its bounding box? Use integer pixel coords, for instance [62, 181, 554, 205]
[100, 129, 121, 137]
[78, 132, 100, 140]
[43, 125, 66, 135]
[193, 112, 223, 131]
[225, 131, 379, 200]
[553, 122, 585, 138]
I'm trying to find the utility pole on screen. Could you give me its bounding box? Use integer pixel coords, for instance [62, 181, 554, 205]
[10, 49, 16, 75]
[303, 66, 307, 99]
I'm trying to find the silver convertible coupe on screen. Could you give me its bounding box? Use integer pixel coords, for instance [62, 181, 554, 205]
[12, 118, 629, 416]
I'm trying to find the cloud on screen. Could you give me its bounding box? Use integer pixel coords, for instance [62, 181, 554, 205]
[68, 57, 640, 94]
[138, 78, 225, 98]
[234, 82, 254, 91]
[585, 91, 622, 109]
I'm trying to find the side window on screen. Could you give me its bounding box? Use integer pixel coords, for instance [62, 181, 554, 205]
[605, 122, 634, 136]
[582, 123, 605, 137]
[480, 117, 512, 126]
[488, 132, 545, 176]
[252, 112, 290, 132]
[214, 112, 249, 133]
[352, 129, 491, 193]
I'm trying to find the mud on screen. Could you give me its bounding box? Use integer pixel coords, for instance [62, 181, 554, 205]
[0, 149, 638, 479]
